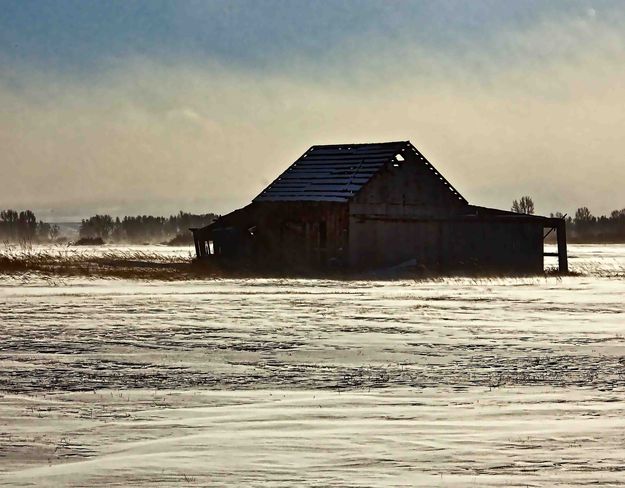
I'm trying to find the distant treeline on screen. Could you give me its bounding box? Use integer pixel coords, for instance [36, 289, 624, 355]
[0, 210, 59, 242]
[79, 211, 218, 243]
[0, 209, 217, 244]
[551, 207, 625, 243]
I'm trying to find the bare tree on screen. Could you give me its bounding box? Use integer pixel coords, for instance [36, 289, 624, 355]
[0, 209, 19, 240]
[511, 196, 535, 215]
[79, 214, 114, 240]
[17, 210, 37, 241]
[574, 207, 594, 224]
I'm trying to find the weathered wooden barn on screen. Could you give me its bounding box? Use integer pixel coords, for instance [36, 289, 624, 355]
[192, 141, 567, 274]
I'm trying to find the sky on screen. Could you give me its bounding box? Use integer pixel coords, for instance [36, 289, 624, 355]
[2, 0, 625, 220]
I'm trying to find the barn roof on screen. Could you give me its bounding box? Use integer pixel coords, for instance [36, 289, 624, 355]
[253, 141, 467, 203]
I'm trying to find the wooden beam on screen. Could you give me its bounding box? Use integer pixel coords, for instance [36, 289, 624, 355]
[543, 227, 556, 240]
[557, 220, 568, 273]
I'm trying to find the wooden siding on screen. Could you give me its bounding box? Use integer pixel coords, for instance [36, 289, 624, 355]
[253, 201, 349, 268]
[349, 150, 468, 218]
[348, 217, 544, 273]
[194, 202, 349, 270]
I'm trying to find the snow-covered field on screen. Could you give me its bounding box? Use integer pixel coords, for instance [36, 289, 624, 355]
[1, 245, 624, 486]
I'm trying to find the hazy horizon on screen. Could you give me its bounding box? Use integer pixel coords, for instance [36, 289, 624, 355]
[2, 1, 625, 220]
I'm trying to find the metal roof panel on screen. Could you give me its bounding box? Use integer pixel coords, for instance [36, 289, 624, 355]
[254, 141, 410, 202]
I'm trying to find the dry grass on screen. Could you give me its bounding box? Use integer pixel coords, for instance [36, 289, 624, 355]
[0, 244, 302, 280]
[1, 243, 619, 281]
[0, 244, 205, 280]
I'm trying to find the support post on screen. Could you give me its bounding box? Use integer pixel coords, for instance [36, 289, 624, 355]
[193, 238, 201, 258]
[557, 219, 568, 274]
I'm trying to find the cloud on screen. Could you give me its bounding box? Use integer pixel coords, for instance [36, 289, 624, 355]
[1, 8, 625, 219]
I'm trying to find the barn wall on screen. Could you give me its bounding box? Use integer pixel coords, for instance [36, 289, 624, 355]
[348, 218, 544, 273]
[350, 153, 468, 218]
[207, 202, 349, 269]
[254, 202, 349, 268]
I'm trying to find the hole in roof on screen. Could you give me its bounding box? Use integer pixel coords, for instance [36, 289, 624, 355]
[395, 154, 404, 161]
[393, 163, 400, 167]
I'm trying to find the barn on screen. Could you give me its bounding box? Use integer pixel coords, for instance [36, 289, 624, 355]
[191, 141, 568, 274]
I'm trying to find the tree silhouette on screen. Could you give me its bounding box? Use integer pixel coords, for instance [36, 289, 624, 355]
[17, 210, 37, 241]
[79, 214, 114, 239]
[511, 196, 535, 215]
[574, 207, 594, 224]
